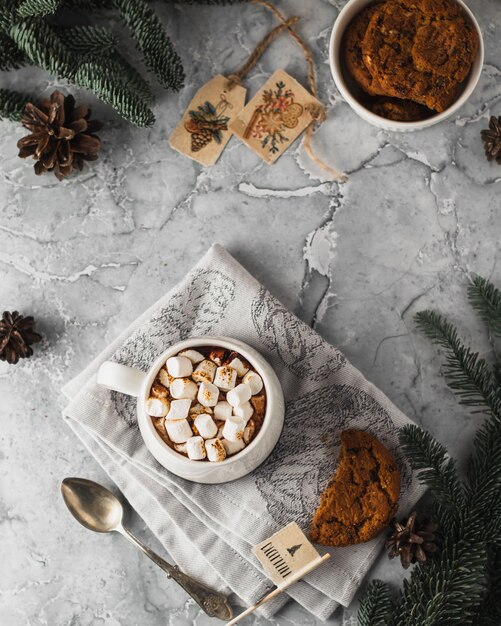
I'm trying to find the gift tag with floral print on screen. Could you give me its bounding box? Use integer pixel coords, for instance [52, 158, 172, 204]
[169, 75, 247, 166]
[229, 69, 322, 164]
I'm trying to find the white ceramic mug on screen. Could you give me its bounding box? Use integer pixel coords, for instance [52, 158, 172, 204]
[329, 0, 484, 132]
[97, 337, 285, 484]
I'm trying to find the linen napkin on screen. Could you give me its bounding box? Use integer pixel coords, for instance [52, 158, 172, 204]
[62, 244, 425, 620]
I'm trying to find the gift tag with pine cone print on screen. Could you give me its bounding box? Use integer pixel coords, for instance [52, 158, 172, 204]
[229, 69, 322, 164]
[169, 75, 246, 166]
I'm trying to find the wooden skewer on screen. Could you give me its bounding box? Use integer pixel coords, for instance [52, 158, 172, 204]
[226, 553, 331, 626]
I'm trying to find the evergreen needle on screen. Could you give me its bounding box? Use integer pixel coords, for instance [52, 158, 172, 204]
[358, 275, 501, 626]
[0, 0, 243, 125]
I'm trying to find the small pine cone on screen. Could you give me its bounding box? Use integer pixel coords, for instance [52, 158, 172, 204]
[481, 116, 501, 165]
[17, 90, 102, 181]
[0, 311, 42, 365]
[386, 511, 439, 569]
[191, 129, 212, 152]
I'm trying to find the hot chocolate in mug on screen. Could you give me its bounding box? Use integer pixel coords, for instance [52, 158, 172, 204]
[97, 336, 285, 484]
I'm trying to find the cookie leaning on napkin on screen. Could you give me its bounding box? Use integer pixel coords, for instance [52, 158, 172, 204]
[62, 243, 425, 620]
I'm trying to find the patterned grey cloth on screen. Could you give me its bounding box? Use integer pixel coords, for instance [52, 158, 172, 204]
[62, 244, 425, 620]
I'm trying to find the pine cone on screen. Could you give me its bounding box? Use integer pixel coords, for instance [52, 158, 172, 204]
[386, 511, 439, 569]
[481, 116, 501, 165]
[0, 311, 42, 365]
[17, 90, 103, 181]
[191, 128, 213, 152]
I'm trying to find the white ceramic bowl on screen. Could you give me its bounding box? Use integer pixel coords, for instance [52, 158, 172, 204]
[97, 337, 285, 484]
[329, 0, 484, 132]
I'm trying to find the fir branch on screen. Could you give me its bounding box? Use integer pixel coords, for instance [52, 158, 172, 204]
[100, 56, 156, 104]
[392, 527, 488, 626]
[113, 0, 184, 90]
[61, 0, 113, 7]
[1, 0, 250, 127]
[399, 425, 465, 511]
[357, 581, 393, 626]
[430, 500, 456, 538]
[0, 3, 15, 32]
[16, 0, 61, 17]
[0, 34, 27, 70]
[466, 418, 501, 511]
[492, 362, 501, 390]
[53, 25, 155, 104]
[415, 310, 497, 413]
[0, 88, 30, 121]
[8, 17, 73, 77]
[473, 547, 501, 626]
[484, 496, 501, 544]
[359, 276, 501, 626]
[53, 25, 118, 56]
[468, 275, 501, 338]
[74, 61, 155, 126]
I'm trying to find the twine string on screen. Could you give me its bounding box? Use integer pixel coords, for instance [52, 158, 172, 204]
[226, 15, 300, 89]
[252, 0, 317, 96]
[226, 0, 347, 182]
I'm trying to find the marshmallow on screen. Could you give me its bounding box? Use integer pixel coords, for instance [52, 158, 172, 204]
[197, 381, 219, 407]
[222, 415, 246, 442]
[146, 396, 170, 417]
[192, 359, 217, 383]
[186, 436, 206, 460]
[166, 398, 191, 421]
[189, 403, 212, 418]
[222, 437, 245, 456]
[227, 357, 250, 378]
[178, 349, 205, 364]
[206, 438, 227, 463]
[243, 419, 256, 444]
[194, 413, 218, 439]
[170, 377, 198, 400]
[226, 383, 252, 407]
[217, 425, 225, 439]
[151, 382, 169, 398]
[158, 367, 174, 388]
[166, 419, 193, 443]
[173, 442, 187, 454]
[214, 366, 237, 391]
[242, 370, 263, 395]
[233, 401, 254, 423]
[166, 356, 193, 378]
[214, 401, 232, 421]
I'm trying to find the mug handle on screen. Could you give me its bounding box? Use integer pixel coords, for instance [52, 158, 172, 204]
[97, 361, 147, 397]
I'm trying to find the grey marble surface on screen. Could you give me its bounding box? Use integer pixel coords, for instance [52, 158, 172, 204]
[1, 0, 501, 624]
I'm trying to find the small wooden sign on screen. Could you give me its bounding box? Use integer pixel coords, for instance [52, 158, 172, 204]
[253, 522, 324, 587]
[227, 523, 329, 626]
[229, 69, 322, 164]
[169, 74, 247, 166]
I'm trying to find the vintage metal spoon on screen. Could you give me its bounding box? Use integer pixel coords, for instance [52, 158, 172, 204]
[61, 477, 233, 620]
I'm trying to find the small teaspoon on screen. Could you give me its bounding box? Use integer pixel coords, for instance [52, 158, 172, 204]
[61, 477, 233, 620]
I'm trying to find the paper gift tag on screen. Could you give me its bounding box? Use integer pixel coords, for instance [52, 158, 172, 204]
[253, 522, 324, 588]
[169, 74, 247, 166]
[229, 69, 322, 164]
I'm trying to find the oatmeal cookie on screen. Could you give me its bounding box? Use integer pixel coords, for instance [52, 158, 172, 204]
[371, 97, 432, 121]
[343, 2, 386, 96]
[411, 5, 478, 81]
[310, 429, 401, 547]
[361, 0, 478, 111]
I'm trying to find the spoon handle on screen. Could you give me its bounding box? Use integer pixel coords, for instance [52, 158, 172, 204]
[119, 526, 233, 621]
